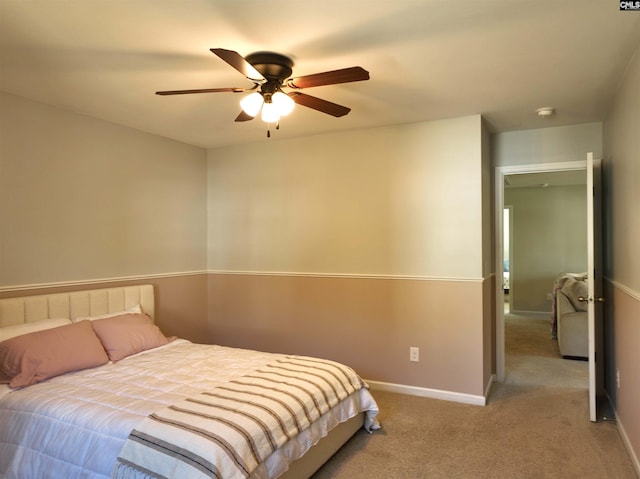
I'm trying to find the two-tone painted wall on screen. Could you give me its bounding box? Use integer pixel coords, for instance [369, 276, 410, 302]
[603, 44, 640, 474]
[0, 92, 494, 402]
[207, 117, 494, 400]
[0, 92, 210, 341]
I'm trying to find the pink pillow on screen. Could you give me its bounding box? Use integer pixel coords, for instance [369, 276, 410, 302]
[91, 313, 169, 362]
[0, 320, 109, 388]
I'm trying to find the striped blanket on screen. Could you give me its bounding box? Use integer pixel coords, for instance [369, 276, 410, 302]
[112, 356, 369, 479]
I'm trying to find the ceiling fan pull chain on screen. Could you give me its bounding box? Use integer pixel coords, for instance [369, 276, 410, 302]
[265, 120, 280, 138]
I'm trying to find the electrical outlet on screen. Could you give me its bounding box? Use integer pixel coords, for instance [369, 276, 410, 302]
[617, 369, 620, 389]
[409, 347, 419, 362]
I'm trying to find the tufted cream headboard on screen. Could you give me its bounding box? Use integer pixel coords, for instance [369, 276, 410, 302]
[0, 285, 155, 328]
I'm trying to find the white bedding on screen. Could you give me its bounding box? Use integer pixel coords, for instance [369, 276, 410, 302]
[0, 339, 379, 479]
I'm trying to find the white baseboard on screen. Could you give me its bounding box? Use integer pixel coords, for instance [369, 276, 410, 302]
[366, 379, 488, 406]
[607, 395, 640, 477]
[484, 374, 496, 401]
[617, 417, 640, 477]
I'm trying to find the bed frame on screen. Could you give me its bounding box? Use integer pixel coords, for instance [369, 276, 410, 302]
[0, 284, 362, 478]
[0, 284, 155, 327]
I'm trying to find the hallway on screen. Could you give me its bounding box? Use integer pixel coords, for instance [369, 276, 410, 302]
[504, 311, 588, 389]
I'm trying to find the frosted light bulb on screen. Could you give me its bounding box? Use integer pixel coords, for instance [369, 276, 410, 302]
[261, 102, 280, 123]
[240, 92, 264, 117]
[272, 91, 294, 116]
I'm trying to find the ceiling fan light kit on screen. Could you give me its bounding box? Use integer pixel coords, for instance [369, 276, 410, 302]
[271, 91, 295, 116]
[261, 101, 280, 123]
[156, 48, 370, 137]
[240, 92, 264, 117]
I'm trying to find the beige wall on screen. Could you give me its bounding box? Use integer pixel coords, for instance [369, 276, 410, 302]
[0, 93, 210, 347]
[505, 184, 587, 313]
[208, 116, 484, 279]
[207, 115, 492, 397]
[208, 273, 487, 396]
[607, 283, 640, 470]
[603, 43, 640, 472]
[0, 92, 208, 286]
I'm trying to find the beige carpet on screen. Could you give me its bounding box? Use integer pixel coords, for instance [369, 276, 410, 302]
[311, 313, 637, 478]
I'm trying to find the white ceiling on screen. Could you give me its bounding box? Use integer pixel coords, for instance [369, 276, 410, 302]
[1, 0, 639, 149]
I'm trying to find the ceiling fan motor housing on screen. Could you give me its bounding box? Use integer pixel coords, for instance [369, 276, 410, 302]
[245, 52, 294, 82]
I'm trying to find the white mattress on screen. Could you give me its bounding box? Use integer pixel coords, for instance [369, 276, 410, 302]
[0, 339, 378, 479]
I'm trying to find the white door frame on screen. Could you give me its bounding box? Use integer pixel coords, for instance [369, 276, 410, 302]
[586, 153, 604, 421]
[494, 160, 587, 382]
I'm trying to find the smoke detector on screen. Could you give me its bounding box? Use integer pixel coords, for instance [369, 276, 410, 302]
[536, 107, 555, 118]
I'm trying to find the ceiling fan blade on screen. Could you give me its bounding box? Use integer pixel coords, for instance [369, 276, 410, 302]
[235, 111, 255, 122]
[286, 66, 369, 89]
[210, 48, 266, 83]
[156, 87, 247, 95]
[289, 92, 351, 117]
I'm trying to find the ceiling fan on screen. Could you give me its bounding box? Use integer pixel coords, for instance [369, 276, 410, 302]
[156, 48, 370, 134]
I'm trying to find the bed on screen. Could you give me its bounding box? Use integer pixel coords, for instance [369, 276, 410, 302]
[0, 285, 380, 479]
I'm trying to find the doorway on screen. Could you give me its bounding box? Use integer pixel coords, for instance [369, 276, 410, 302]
[500, 172, 589, 390]
[495, 160, 589, 383]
